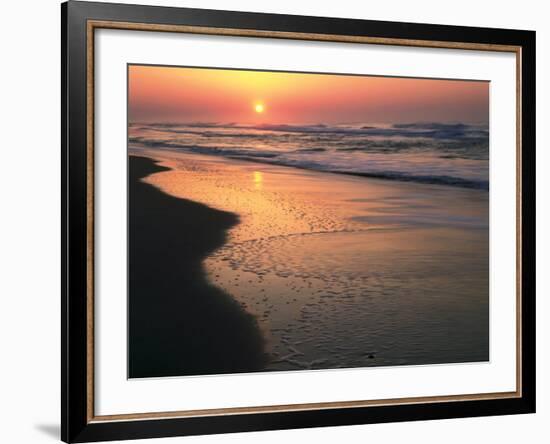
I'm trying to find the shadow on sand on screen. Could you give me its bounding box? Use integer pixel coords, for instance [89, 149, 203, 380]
[129, 156, 267, 378]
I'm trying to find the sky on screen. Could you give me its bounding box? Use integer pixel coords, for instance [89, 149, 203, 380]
[128, 65, 489, 125]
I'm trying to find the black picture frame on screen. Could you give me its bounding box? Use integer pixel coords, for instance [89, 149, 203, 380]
[62, 1, 536, 442]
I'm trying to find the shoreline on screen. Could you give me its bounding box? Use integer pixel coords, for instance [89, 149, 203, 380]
[222, 155, 489, 191]
[128, 156, 267, 378]
[131, 144, 488, 191]
[130, 149, 489, 373]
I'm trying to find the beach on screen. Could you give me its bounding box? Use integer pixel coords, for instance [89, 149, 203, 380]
[128, 156, 266, 378]
[129, 148, 489, 376]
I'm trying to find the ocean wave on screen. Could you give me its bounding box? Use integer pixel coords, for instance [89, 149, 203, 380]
[225, 155, 489, 190]
[129, 121, 489, 190]
[135, 121, 487, 139]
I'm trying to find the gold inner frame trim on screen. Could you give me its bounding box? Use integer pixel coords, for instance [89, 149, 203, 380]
[86, 19, 523, 423]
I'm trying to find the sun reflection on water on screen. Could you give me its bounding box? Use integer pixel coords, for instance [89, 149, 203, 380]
[253, 171, 263, 190]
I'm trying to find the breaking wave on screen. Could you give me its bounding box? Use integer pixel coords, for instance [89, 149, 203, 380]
[129, 121, 489, 190]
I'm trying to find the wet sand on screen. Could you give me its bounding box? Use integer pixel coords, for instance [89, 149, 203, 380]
[129, 156, 266, 378]
[129, 149, 489, 376]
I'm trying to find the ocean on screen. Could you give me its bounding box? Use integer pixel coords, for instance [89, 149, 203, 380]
[129, 121, 489, 190]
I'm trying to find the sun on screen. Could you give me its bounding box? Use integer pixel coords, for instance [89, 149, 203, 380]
[254, 103, 265, 113]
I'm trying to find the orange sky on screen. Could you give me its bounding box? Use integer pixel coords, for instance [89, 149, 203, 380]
[128, 65, 489, 124]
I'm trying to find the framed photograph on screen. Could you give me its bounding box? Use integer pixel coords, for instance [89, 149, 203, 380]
[61, 1, 536, 442]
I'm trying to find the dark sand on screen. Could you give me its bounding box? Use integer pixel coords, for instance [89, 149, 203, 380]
[129, 156, 267, 378]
